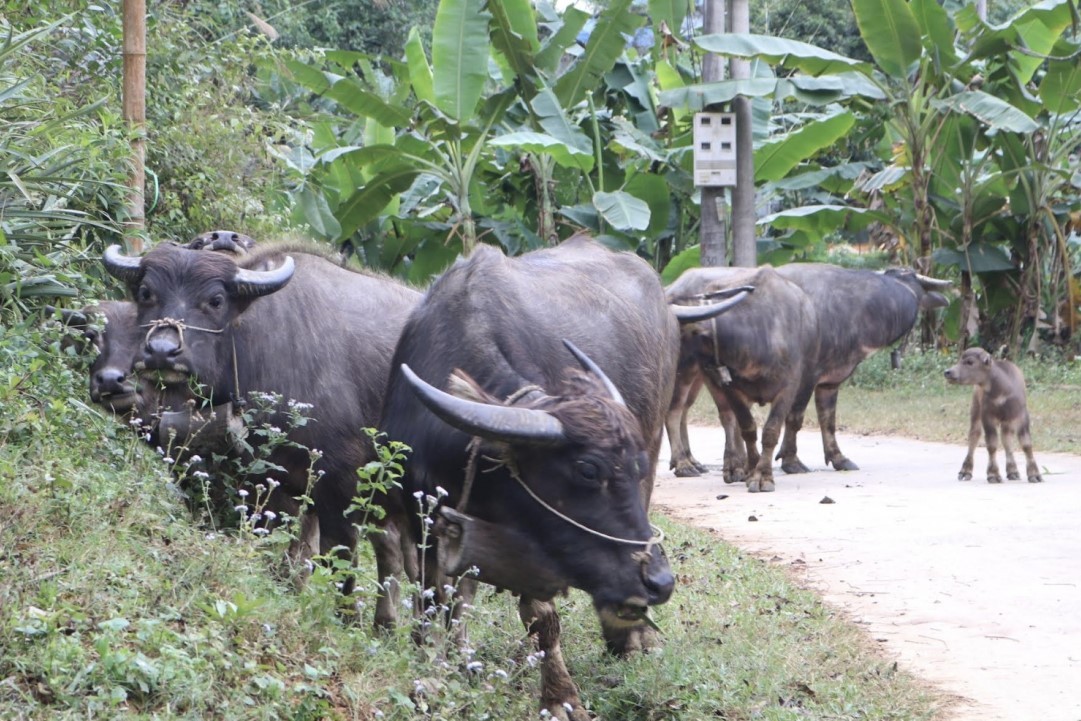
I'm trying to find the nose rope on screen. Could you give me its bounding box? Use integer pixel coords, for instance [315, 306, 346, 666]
[141, 317, 225, 350]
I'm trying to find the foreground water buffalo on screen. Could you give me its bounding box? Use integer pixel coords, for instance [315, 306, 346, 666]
[666, 266, 819, 491]
[944, 348, 1042, 483]
[377, 234, 747, 719]
[102, 242, 422, 607]
[667, 263, 950, 480]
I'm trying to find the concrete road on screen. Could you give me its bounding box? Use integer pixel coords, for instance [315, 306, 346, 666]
[653, 426, 1081, 721]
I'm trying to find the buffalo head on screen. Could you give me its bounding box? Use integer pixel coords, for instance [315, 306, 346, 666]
[882, 268, 951, 310]
[102, 244, 294, 402]
[401, 340, 674, 621]
[54, 301, 143, 416]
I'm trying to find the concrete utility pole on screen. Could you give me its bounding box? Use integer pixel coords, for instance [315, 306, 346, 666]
[122, 0, 147, 251]
[729, 0, 756, 267]
[699, 0, 728, 267]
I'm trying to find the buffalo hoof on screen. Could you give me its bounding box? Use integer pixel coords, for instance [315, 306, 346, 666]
[746, 477, 775, 493]
[1028, 474, 1043, 483]
[958, 470, 973, 481]
[831, 457, 859, 471]
[986, 473, 1002, 484]
[693, 460, 710, 474]
[1007, 470, 1021, 481]
[781, 458, 811, 474]
[546, 702, 590, 721]
[673, 463, 702, 478]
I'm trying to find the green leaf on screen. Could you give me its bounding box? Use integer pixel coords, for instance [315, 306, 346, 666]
[932, 91, 1039, 134]
[910, 0, 958, 67]
[932, 243, 1015, 273]
[593, 190, 651, 232]
[555, 0, 645, 107]
[851, 0, 923, 78]
[625, 174, 671, 237]
[489, 131, 593, 171]
[694, 34, 870, 77]
[488, 0, 539, 89]
[325, 78, 412, 127]
[649, 0, 688, 45]
[659, 79, 778, 112]
[530, 88, 594, 170]
[283, 58, 337, 94]
[1039, 58, 1081, 114]
[432, 0, 492, 122]
[536, 7, 589, 73]
[296, 186, 342, 241]
[405, 27, 435, 105]
[755, 112, 856, 183]
[759, 204, 890, 238]
[660, 245, 700, 285]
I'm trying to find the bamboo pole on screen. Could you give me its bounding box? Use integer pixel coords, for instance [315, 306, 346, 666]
[122, 0, 147, 252]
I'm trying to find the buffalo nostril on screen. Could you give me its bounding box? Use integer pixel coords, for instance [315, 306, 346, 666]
[94, 368, 127, 393]
[642, 564, 675, 604]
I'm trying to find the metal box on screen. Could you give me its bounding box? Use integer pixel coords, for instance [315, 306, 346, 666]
[693, 112, 737, 187]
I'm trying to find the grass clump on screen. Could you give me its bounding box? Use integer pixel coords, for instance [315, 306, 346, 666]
[2, 321, 946, 720]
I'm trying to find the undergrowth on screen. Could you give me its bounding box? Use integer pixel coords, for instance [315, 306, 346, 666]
[1, 320, 945, 720]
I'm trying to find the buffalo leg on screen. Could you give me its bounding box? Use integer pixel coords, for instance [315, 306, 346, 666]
[704, 380, 745, 484]
[519, 597, 589, 721]
[983, 416, 1002, 483]
[958, 394, 982, 481]
[776, 383, 816, 474]
[814, 384, 859, 471]
[1001, 427, 1022, 481]
[749, 399, 791, 493]
[665, 368, 708, 477]
[1017, 417, 1043, 482]
[370, 518, 407, 630]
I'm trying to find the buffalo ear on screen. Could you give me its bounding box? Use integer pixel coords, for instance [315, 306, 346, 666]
[447, 370, 493, 404]
[983, 354, 992, 366]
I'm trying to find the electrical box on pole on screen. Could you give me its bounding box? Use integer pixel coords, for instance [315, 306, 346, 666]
[693, 112, 737, 187]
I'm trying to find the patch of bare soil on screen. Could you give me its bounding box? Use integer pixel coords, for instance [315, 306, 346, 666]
[653, 426, 1081, 721]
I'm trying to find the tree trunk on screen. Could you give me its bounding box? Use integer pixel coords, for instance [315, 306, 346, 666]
[122, 0, 147, 252]
[699, 0, 727, 267]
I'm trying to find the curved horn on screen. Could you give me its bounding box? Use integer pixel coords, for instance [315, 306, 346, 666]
[562, 339, 625, 406]
[915, 273, 952, 290]
[102, 244, 144, 285]
[401, 364, 566, 445]
[231, 255, 295, 298]
[671, 287, 753, 324]
[59, 308, 89, 327]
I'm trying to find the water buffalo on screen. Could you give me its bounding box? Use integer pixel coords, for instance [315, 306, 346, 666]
[54, 301, 145, 419]
[102, 241, 422, 618]
[667, 264, 950, 481]
[944, 348, 1042, 483]
[377, 234, 748, 719]
[666, 266, 819, 491]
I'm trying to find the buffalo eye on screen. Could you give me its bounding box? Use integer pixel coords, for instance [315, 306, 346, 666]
[576, 459, 601, 483]
[136, 285, 153, 304]
[207, 294, 225, 310]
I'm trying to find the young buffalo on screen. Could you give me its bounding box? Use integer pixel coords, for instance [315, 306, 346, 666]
[944, 348, 1042, 483]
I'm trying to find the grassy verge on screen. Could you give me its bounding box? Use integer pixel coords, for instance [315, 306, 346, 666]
[688, 348, 1081, 455]
[1, 324, 945, 720]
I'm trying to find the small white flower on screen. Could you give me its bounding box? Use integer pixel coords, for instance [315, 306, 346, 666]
[493, 669, 508, 680]
[421, 587, 436, 600]
[413, 490, 425, 500]
[187, 454, 203, 464]
[466, 661, 483, 673]
[238, 489, 249, 498]
[163, 456, 174, 464]
[263, 510, 277, 521]
[253, 527, 269, 537]
[235, 504, 249, 514]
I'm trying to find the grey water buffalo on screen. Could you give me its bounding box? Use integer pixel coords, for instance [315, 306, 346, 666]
[773, 264, 950, 472]
[667, 263, 950, 482]
[666, 266, 819, 492]
[102, 242, 422, 614]
[944, 348, 1042, 483]
[377, 234, 747, 719]
[54, 301, 144, 419]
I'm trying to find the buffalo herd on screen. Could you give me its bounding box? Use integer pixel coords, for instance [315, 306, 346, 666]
[60, 230, 968, 719]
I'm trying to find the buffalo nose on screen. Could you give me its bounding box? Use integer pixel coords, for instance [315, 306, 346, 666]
[641, 547, 675, 605]
[94, 367, 128, 395]
[943, 369, 952, 379]
[144, 335, 182, 369]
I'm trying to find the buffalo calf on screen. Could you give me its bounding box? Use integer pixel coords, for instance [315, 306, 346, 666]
[944, 348, 1042, 483]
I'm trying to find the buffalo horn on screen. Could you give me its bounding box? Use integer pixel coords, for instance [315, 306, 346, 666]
[562, 339, 625, 406]
[231, 256, 295, 298]
[670, 287, 753, 324]
[59, 308, 89, 327]
[915, 273, 952, 290]
[102, 245, 144, 284]
[400, 364, 566, 445]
